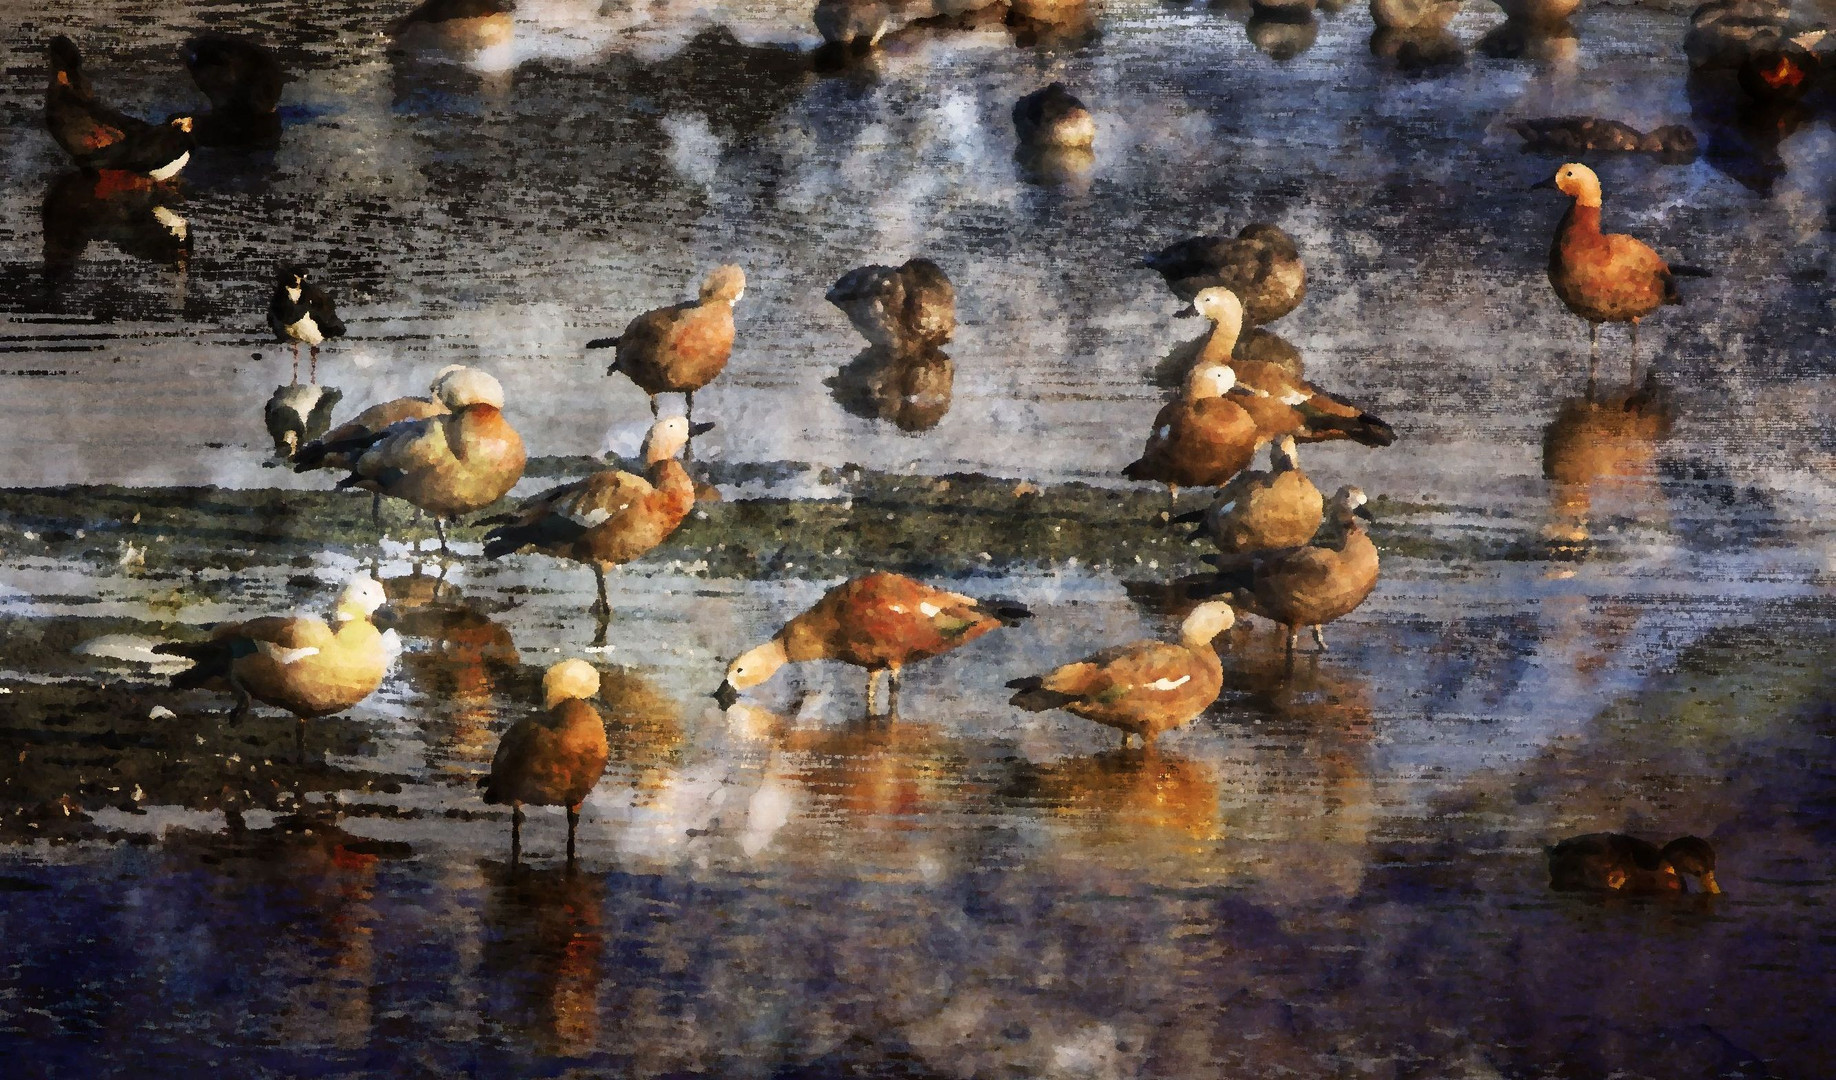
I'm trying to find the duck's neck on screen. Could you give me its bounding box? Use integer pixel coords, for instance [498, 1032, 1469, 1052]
[649, 457, 695, 511]
[1198, 322, 1239, 367]
[1561, 201, 1602, 240]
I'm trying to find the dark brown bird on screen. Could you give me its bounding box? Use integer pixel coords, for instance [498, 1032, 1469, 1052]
[1013, 82, 1095, 149]
[43, 36, 148, 165]
[826, 258, 955, 353]
[481, 659, 610, 863]
[590, 265, 745, 425]
[1142, 223, 1307, 324]
[1533, 162, 1711, 353]
[183, 33, 285, 147]
[1511, 117, 1697, 158]
[1196, 486, 1379, 652]
[1547, 833, 1721, 894]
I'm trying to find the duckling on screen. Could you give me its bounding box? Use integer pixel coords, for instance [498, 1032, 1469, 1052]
[264, 378, 344, 461]
[1141, 223, 1306, 325]
[1013, 83, 1095, 150]
[42, 37, 153, 167]
[590, 264, 745, 426]
[481, 416, 702, 619]
[1007, 601, 1235, 748]
[1511, 117, 1698, 160]
[825, 258, 955, 353]
[1123, 361, 1262, 501]
[182, 33, 285, 147]
[1533, 162, 1712, 355]
[714, 573, 1032, 714]
[152, 574, 397, 748]
[481, 659, 610, 863]
[1175, 435, 1323, 554]
[1548, 833, 1721, 894]
[1187, 287, 1395, 447]
[268, 265, 348, 383]
[312, 367, 526, 551]
[1195, 486, 1378, 651]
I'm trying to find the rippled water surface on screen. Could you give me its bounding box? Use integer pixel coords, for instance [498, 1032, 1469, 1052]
[1, 0, 1834, 1077]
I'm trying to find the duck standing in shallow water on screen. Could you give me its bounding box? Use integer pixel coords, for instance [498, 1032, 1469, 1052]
[307, 368, 526, 551]
[42, 36, 193, 181]
[292, 365, 461, 522]
[1548, 833, 1721, 894]
[1195, 486, 1378, 651]
[590, 265, 745, 426]
[268, 265, 347, 383]
[1142, 223, 1306, 324]
[1007, 601, 1235, 748]
[1534, 162, 1710, 360]
[153, 574, 397, 750]
[714, 573, 1032, 714]
[482, 659, 610, 864]
[481, 416, 702, 621]
[1124, 360, 1262, 503]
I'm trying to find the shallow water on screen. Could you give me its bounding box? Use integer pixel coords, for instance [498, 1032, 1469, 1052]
[1, 0, 1834, 1077]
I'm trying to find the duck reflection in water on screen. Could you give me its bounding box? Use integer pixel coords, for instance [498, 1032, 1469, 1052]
[1006, 747, 1222, 842]
[1541, 371, 1674, 558]
[780, 707, 964, 826]
[828, 347, 955, 431]
[386, 567, 520, 768]
[480, 861, 606, 1056]
[41, 169, 190, 283]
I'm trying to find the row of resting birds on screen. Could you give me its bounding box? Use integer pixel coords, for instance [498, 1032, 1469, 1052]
[45, 22, 1713, 879]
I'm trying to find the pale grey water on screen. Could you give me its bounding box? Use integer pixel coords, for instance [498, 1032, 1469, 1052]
[1, 1, 1835, 1077]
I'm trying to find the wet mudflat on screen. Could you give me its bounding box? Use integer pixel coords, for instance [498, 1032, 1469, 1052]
[1, 0, 1835, 1077]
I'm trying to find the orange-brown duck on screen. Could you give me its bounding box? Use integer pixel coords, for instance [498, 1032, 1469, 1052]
[590, 265, 745, 424]
[482, 659, 610, 863]
[481, 416, 701, 617]
[1123, 359, 1262, 500]
[1007, 601, 1235, 748]
[1175, 434, 1324, 554]
[1141, 223, 1306, 324]
[1197, 486, 1379, 651]
[1534, 162, 1711, 352]
[153, 575, 396, 737]
[311, 368, 526, 550]
[714, 573, 1031, 713]
[1547, 833, 1720, 894]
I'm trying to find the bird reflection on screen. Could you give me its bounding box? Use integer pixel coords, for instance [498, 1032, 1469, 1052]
[41, 169, 190, 283]
[1687, 68, 1812, 196]
[596, 664, 686, 796]
[479, 862, 605, 1056]
[1246, 13, 1318, 61]
[1006, 748, 1221, 842]
[1476, 19, 1580, 64]
[827, 346, 955, 432]
[387, 568, 521, 769]
[1541, 372, 1674, 558]
[264, 376, 343, 462]
[1015, 143, 1095, 191]
[780, 711, 963, 826]
[1371, 25, 1465, 74]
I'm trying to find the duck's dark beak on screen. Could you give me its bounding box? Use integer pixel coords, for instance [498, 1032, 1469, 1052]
[371, 604, 401, 632]
[689, 421, 717, 438]
[1173, 304, 1198, 318]
[1529, 176, 1556, 191]
[712, 681, 739, 709]
[1353, 505, 1375, 522]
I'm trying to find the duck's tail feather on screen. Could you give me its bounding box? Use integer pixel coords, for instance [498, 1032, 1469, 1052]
[1305, 411, 1395, 448]
[1168, 508, 1206, 526]
[151, 639, 229, 689]
[1122, 458, 1154, 481]
[1669, 264, 1711, 278]
[585, 335, 622, 350]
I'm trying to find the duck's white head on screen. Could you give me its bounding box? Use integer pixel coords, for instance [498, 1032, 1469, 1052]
[1179, 600, 1236, 645]
[715, 639, 789, 704]
[1331, 485, 1374, 522]
[643, 416, 692, 464]
[1193, 286, 1245, 342]
[335, 574, 388, 621]
[1185, 361, 1238, 400]
[1551, 162, 1602, 207]
[701, 264, 747, 305]
[543, 658, 601, 709]
[437, 367, 505, 410]
[429, 364, 469, 395]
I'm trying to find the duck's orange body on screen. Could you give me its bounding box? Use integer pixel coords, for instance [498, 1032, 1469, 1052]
[783, 573, 1014, 669]
[1549, 202, 1676, 324]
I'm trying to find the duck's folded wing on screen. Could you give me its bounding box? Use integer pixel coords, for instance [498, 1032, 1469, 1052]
[304, 285, 346, 336]
[357, 415, 454, 478]
[1073, 642, 1196, 704]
